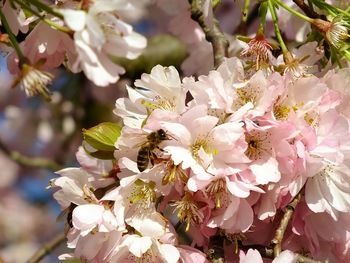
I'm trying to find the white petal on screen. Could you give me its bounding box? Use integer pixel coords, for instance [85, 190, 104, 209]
[250, 157, 281, 184]
[72, 204, 104, 235]
[272, 250, 298, 263]
[158, 244, 180, 263]
[60, 9, 86, 31]
[124, 235, 152, 257]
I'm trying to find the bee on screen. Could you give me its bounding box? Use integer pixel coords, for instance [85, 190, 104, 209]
[137, 129, 170, 172]
[57, 203, 76, 234]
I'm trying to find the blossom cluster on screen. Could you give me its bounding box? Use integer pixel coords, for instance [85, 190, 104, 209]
[2, 0, 147, 96]
[50, 50, 350, 262]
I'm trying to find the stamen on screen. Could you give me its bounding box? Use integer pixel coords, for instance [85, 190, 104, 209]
[162, 161, 188, 185]
[233, 84, 262, 110]
[12, 64, 52, 100]
[141, 96, 176, 113]
[129, 180, 156, 208]
[244, 131, 271, 160]
[273, 104, 290, 120]
[206, 178, 227, 208]
[172, 192, 204, 231]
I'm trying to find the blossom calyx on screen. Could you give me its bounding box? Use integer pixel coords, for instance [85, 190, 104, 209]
[312, 17, 349, 49]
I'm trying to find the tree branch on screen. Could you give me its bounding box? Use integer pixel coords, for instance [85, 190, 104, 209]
[292, 0, 320, 19]
[27, 233, 66, 263]
[297, 254, 323, 263]
[272, 193, 301, 257]
[0, 139, 61, 171]
[188, 0, 229, 68]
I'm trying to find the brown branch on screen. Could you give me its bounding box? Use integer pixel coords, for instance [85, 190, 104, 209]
[188, 0, 228, 68]
[27, 233, 66, 263]
[272, 193, 301, 257]
[292, 0, 320, 18]
[297, 254, 323, 263]
[0, 139, 61, 171]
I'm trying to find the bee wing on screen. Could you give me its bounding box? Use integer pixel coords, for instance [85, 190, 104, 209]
[136, 139, 149, 148]
[56, 207, 69, 222]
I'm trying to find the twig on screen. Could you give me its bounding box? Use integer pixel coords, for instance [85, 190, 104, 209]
[272, 193, 301, 257]
[292, 0, 320, 19]
[27, 233, 66, 263]
[297, 254, 323, 263]
[234, 4, 259, 35]
[0, 140, 61, 170]
[188, 0, 229, 68]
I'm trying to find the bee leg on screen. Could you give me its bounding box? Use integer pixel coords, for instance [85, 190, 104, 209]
[156, 146, 165, 152]
[150, 152, 157, 166]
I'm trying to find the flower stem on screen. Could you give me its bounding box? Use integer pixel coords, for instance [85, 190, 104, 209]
[274, 0, 314, 23]
[0, 8, 25, 63]
[242, 0, 251, 23]
[268, 0, 288, 55]
[43, 18, 71, 33]
[26, 0, 64, 19]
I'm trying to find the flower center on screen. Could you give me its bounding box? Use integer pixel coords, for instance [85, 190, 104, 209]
[129, 180, 156, 208]
[173, 192, 204, 231]
[316, 165, 335, 180]
[162, 161, 188, 185]
[244, 131, 271, 160]
[191, 137, 208, 160]
[97, 13, 124, 37]
[206, 178, 227, 208]
[273, 104, 290, 120]
[233, 84, 261, 110]
[141, 96, 176, 113]
[304, 111, 319, 127]
[241, 36, 272, 70]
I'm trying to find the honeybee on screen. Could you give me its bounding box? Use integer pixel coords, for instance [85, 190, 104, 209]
[137, 129, 170, 172]
[57, 203, 76, 234]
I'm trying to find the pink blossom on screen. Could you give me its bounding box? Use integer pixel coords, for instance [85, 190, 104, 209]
[177, 245, 209, 263]
[2, 0, 29, 35]
[161, 105, 248, 187]
[7, 20, 75, 74]
[207, 195, 253, 233]
[114, 65, 185, 128]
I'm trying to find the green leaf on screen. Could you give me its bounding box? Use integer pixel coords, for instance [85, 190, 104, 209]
[212, 0, 221, 8]
[311, 0, 340, 17]
[83, 122, 121, 152]
[87, 150, 115, 160]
